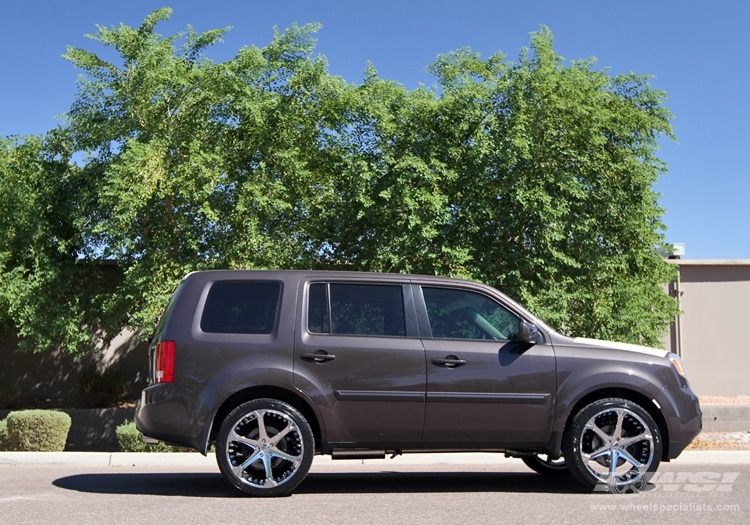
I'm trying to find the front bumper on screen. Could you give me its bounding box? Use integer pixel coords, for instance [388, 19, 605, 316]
[659, 385, 702, 460]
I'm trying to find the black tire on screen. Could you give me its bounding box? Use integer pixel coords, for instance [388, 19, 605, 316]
[521, 454, 570, 477]
[216, 398, 314, 497]
[563, 398, 662, 494]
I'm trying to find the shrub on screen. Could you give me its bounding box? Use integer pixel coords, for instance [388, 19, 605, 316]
[116, 420, 186, 452]
[0, 419, 11, 450]
[6, 410, 71, 451]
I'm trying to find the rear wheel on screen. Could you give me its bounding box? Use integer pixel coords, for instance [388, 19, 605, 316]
[563, 398, 661, 494]
[521, 454, 570, 477]
[216, 398, 314, 497]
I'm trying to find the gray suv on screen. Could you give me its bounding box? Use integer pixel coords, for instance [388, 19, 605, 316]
[135, 270, 701, 496]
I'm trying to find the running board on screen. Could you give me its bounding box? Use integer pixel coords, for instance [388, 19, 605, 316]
[331, 449, 386, 460]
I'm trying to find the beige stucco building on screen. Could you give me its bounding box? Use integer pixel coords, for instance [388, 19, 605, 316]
[665, 260, 750, 396]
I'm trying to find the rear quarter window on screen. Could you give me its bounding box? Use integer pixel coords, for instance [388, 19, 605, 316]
[200, 280, 282, 334]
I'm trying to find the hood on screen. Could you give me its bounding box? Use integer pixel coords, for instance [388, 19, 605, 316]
[572, 337, 668, 358]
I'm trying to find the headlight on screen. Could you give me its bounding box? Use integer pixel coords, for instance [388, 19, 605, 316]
[668, 352, 687, 378]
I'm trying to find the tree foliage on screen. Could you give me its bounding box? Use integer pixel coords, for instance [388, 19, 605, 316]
[0, 9, 677, 354]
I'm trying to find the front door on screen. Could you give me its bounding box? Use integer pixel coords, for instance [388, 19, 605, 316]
[418, 285, 556, 445]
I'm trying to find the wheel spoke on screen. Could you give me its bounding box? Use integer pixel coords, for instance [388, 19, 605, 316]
[587, 446, 611, 463]
[262, 477, 279, 488]
[229, 428, 259, 449]
[618, 430, 651, 450]
[608, 450, 620, 479]
[612, 410, 625, 440]
[268, 420, 294, 446]
[262, 452, 275, 482]
[255, 410, 270, 442]
[271, 448, 301, 464]
[586, 421, 612, 444]
[239, 449, 263, 469]
[617, 448, 644, 470]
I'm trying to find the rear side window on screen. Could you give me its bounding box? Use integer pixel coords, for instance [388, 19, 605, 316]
[201, 281, 282, 334]
[308, 283, 406, 337]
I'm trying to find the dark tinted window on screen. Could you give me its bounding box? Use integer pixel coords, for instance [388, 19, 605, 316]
[307, 283, 330, 334]
[422, 287, 519, 340]
[201, 281, 281, 334]
[308, 283, 406, 336]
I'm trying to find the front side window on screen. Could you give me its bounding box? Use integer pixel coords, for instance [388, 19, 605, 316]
[201, 281, 281, 334]
[308, 283, 406, 337]
[422, 287, 519, 340]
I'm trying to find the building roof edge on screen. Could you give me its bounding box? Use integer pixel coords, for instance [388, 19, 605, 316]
[667, 259, 750, 266]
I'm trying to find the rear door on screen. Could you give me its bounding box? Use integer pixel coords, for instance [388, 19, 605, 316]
[417, 284, 556, 445]
[293, 279, 426, 445]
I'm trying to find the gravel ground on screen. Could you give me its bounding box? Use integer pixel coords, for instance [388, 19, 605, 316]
[687, 432, 750, 450]
[699, 395, 750, 405]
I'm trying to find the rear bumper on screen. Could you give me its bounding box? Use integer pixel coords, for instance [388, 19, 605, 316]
[135, 382, 218, 454]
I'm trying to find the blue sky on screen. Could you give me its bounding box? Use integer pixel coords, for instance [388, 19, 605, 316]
[1, 0, 748, 259]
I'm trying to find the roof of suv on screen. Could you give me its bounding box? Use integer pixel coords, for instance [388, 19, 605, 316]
[182, 269, 476, 284]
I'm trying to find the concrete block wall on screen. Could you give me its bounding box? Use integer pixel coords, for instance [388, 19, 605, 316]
[0, 331, 148, 404]
[701, 405, 750, 433]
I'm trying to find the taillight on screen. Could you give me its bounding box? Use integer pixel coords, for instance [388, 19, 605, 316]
[155, 340, 175, 383]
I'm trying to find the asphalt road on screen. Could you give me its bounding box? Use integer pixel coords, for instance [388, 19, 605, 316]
[1, 455, 748, 524]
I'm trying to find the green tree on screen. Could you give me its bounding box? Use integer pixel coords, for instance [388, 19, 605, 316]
[0, 11, 677, 353]
[62, 9, 351, 338]
[0, 132, 113, 352]
[426, 28, 678, 345]
[311, 65, 472, 276]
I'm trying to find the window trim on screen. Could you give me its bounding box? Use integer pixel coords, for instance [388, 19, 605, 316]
[415, 284, 525, 341]
[304, 281, 419, 338]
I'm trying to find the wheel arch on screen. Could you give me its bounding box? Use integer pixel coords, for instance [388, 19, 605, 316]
[560, 387, 671, 461]
[209, 386, 323, 453]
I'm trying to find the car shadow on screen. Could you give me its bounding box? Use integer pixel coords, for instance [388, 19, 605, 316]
[53, 470, 587, 497]
[53, 472, 238, 498]
[300, 471, 585, 494]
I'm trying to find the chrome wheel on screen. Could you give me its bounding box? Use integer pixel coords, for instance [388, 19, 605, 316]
[564, 398, 661, 494]
[217, 399, 314, 497]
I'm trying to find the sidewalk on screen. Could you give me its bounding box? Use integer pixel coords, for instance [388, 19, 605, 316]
[2, 450, 749, 467]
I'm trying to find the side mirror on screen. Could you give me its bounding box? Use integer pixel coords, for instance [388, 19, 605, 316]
[517, 321, 541, 345]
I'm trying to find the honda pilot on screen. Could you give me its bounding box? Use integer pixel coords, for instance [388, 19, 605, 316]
[135, 270, 702, 496]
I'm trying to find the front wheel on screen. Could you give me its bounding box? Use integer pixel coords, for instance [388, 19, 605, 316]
[521, 454, 570, 477]
[216, 398, 314, 497]
[563, 398, 662, 494]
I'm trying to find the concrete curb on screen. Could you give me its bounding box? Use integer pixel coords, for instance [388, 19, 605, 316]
[1, 450, 749, 467]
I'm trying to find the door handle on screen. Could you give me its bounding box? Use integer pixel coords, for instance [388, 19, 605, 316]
[431, 355, 467, 368]
[301, 350, 336, 363]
